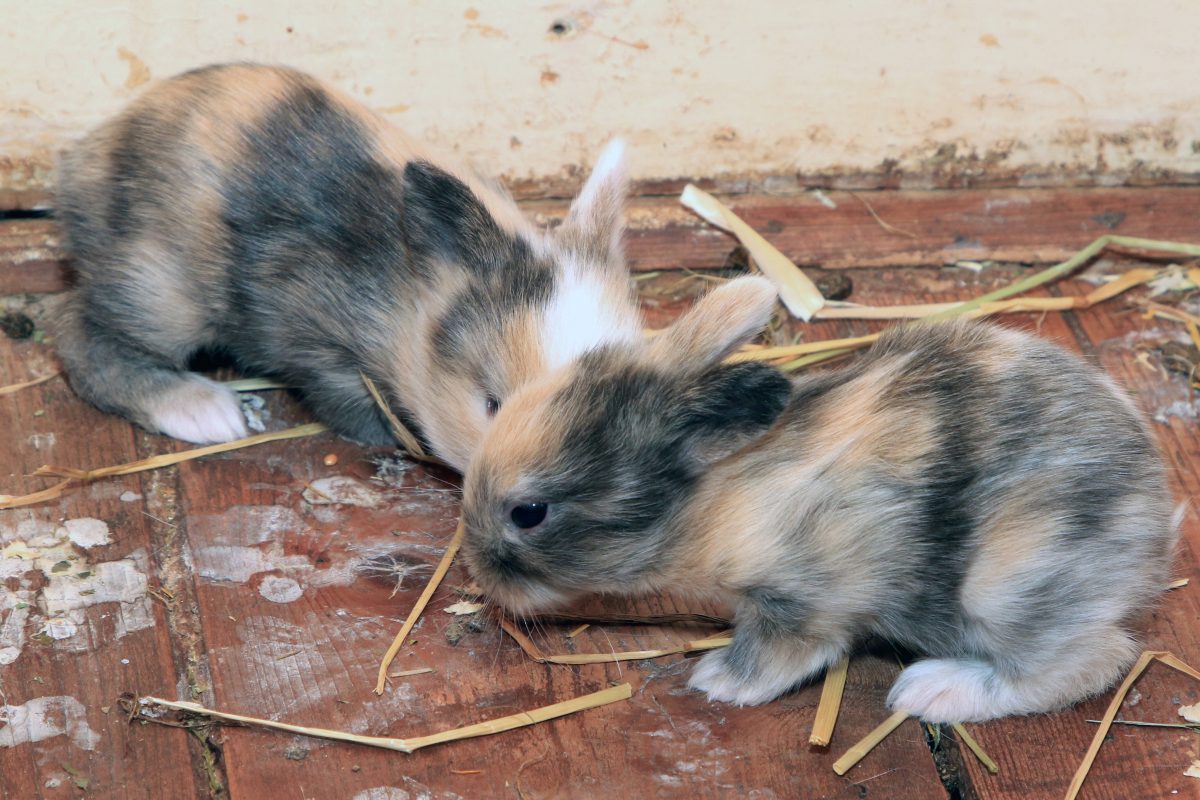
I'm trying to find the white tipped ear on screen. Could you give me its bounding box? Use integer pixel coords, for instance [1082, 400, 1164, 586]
[651, 276, 778, 367]
[559, 139, 628, 261]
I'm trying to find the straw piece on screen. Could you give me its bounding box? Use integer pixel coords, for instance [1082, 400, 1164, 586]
[812, 267, 1160, 322]
[139, 683, 631, 754]
[781, 237, 1199, 372]
[680, 184, 826, 321]
[1065, 650, 1200, 800]
[374, 520, 464, 694]
[1186, 321, 1200, 353]
[388, 667, 435, 678]
[566, 624, 590, 639]
[726, 334, 880, 364]
[444, 601, 484, 616]
[360, 372, 430, 460]
[530, 611, 729, 628]
[403, 683, 632, 750]
[0, 478, 73, 510]
[832, 710, 909, 775]
[1, 423, 328, 510]
[1143, 301, 1200, 328]
[35, 423, 328, 481]
[0, 370, 60, 396]
[921, 236, 1200, 325]
[1168, 578, 1190, 590]
[500, 617, 731, 665]
[951, 723, 999, 775]
[846, 191, 918, 239]
[223, 378, 289, 392]
[809, 656, 850, 746]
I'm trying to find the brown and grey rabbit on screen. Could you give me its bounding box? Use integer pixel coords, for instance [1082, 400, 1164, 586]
[461, 276, 1177, 722]
[54, 63, 639, 471]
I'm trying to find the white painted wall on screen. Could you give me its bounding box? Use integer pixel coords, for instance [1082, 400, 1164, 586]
[3, 0, 1200, 201]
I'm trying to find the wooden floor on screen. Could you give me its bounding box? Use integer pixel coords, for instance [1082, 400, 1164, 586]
[1, 187, 1199, 800]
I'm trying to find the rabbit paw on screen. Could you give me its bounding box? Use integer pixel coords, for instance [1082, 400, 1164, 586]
[688, 649, 790, 707]
[887, 658, 1000, 723]
[148, 374, 249, 444]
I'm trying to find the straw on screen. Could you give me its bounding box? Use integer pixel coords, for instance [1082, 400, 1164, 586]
[1, 423, 328, 510]
[360, 372, 433, 461]
[222, 378, 289, 392]
[832, 710, 909, 775]
[808, 656, 849, 746]
[500, 617, 731, 665]
[681, 184, 826, 321]
[374, 520, 464, 694]
[139, 683, 631, 754]
[813, 267, 1161, 321]
[951, 723, 999, 774]
[0, 370, 60, 396]
[778, 236, 1200, 372]
[1065, 650, 1200, 800]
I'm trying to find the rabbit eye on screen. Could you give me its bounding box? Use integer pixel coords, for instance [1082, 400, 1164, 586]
[510, 502, 548, 529]
[485, 394, 500, 417]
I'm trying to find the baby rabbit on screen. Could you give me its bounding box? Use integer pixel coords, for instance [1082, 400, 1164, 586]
[462, 276, 1176, 722]
[55, 63, 639, 471]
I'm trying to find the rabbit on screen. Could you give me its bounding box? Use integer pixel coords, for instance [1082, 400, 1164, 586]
[54, 63, 640, 471]
[461, 275, 1177, 722]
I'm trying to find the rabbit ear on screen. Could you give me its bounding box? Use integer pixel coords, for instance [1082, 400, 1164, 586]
[673, 360, 792, 466]
[557, 139, 628, 264]
[651, 276, 778, 368]
[402, 160, 511, 267]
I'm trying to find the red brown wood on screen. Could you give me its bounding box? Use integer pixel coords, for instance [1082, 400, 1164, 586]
[164, 384, 946, 798]
[0, 220, 65, 295]
[950, 279, 1200, 800]
[0, 309, 203, 799]
[8, 187, 1200, 295]
[3, 196, 1200, 798]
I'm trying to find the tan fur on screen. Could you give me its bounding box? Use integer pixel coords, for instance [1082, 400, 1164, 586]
[475, 366, 574, 492]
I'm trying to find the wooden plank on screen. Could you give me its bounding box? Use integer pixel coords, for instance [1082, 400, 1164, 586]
[9, 187, 1200, 295]
[8, 205, 1199, 798]
[0, 299, 204, 799]
[612, 187, 1200, 272]
[952, 275, 1200, 800]
[0, 219, 65, 295]
[156, 280, 946, 798]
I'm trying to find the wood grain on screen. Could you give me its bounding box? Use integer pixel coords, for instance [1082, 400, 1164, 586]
[0, 303, 202, 799]
[4, 198, 1200, 799]
[8, 187, 1200, 295]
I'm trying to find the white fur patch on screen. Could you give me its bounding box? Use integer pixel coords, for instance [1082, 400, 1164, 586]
[542, 266, 637, 369]
[888, 658, 1009, 723]
[148, 374, 249, 444]
[573, 138, 627, 212]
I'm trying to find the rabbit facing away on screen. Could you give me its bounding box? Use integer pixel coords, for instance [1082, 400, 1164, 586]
[55, 63, 639, 471]
[461, 276, 1176, 722]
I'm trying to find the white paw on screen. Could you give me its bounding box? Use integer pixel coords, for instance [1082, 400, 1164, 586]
[148, 375, 249, 444]
[687, 650, 784, 706]
[887, 658, 1000, 723]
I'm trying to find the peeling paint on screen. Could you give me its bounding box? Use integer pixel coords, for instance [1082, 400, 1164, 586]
[303, 476, 383, 508]
[116, 47, 151, 90]
[60, 518, 111, 549]
[0, 696, 99, 750]
[0, 520, 153, 662]
[351, 778, 463, 800]
[258, 575, 303, 604]
[4, 6, 1200, 203]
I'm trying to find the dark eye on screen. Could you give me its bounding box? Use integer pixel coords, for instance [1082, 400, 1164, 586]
[485, 395, 500, 417]
[510, 502, 548, 529]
